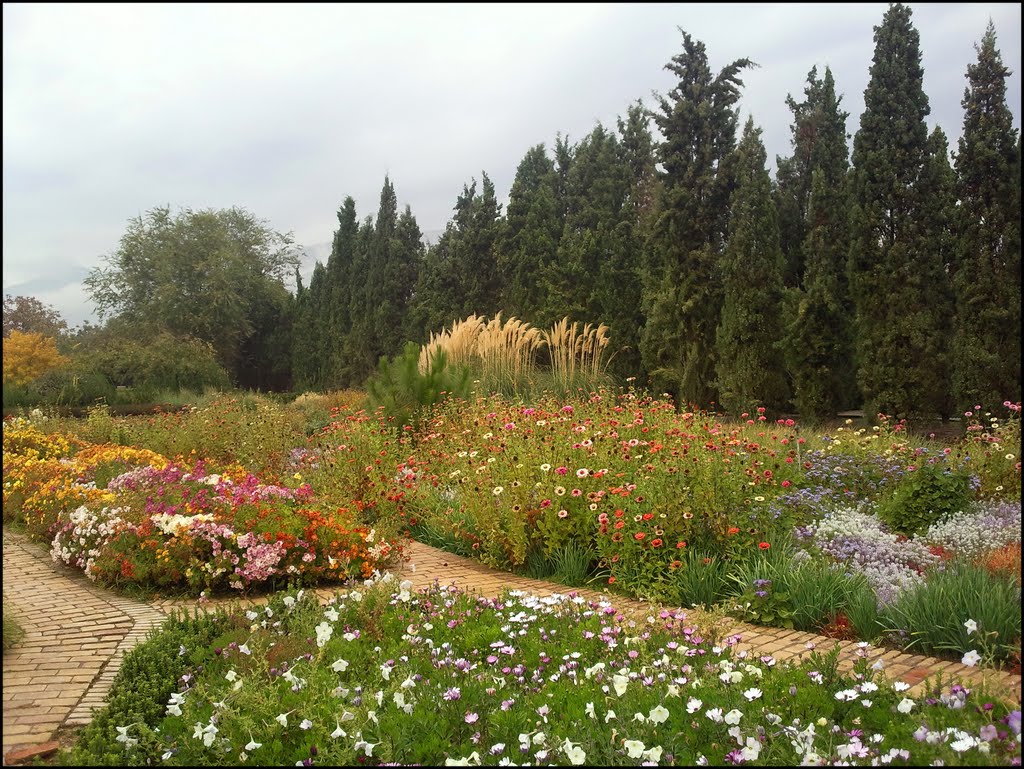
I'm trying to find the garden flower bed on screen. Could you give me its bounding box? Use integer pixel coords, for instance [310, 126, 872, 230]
[63, 576, 1022, 765]
[2, 418, 403, 594]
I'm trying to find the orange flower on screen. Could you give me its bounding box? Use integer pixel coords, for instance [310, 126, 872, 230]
[728, 527, 740, 535]
[676, 541, 687, 549]
[758, 542, 771, 550]
[651, 538, 663, 548]
[633, 532, 646, 541]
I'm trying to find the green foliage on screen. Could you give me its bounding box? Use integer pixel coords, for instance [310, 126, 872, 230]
[783, 559, 863, 632]
[845, 578, 885, 642]
[670, 549, 735, 609]
[951, 22, 1022, 413]
[65, 609, 226, 765]
[84, 205, 299, 388]
[550, 539, 596, 587]
[641, 30, 752, 408]
[715, 119, 790, 415]
[847, 3, 954, 418]
[365, 342, 471, 434]
[879, 560, 1021, 663]
[877, 462, 974, 535]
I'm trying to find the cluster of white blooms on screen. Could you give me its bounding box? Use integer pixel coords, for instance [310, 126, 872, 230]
[922, 501, 1021, 560]
[802, 506, 940, 605]
[50, 505, 133, 579]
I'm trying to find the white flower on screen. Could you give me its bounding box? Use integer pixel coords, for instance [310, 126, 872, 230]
[283, 596, 296, 608]
[330, 723, 346, 739]
[706, 708, 724, 723]
[724, 709, 743, 725]
[892, 681, 911, 692]
[649, 704, 670, 724]
[238, 643, 251, 655]
[964, 619, 978, 635]
[332, 658, 350, 672]
[245, 738, 262, 751]
[962, 649, 981, 667]
[299, 719, 313, 730]
[604, 709, 617, 723]
[896, 698, 915, 714]
[276, 712, 291, 727]
[686, 698, 703, 715]
[585, 702, 596, 719]
[743, 687, 762, 701]
[612, 674, 629, 696]
[740, 737, 761, 761]
[623, 740, 646, 759]
[225, 669, 238, 682]
[950, 733, 977, 752]
[562, 738, 587, 765]
[643, 745, 664, 762]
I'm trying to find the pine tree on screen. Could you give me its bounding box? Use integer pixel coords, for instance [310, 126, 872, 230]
[847, 3, 950, 418]
[715, 119, 790, 414]
[640, 29, 752, 408]
[499, 144, 562, 322]
[951, 22, 1022, 411]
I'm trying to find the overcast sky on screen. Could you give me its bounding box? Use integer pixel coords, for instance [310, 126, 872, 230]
[4, 3, 1021, 328]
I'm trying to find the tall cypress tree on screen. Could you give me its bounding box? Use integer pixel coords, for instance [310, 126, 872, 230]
[325, 197, 359, 384]
[775, 66, 850, 288]
[716, 119, 790, 414]
[499, 145, 562, 322]
[640, 30, 752, 409]
[847, 3, 949, 418]
[781, 66, 857, 418]
[951, 22, 1022, 411]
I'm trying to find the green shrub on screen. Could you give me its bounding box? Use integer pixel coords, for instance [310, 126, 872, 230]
[879, 559, 1022, 664]
[877, 461, 974, 535]
[366, 342, 471, 434]
[550, 540, 596, 587]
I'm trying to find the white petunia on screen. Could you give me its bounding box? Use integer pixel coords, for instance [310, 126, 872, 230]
[964, 619, 978, 635]
[623, 740, 646, 759]
[612, 674, 629, 696]
[332, 658, 350, 672]
[724, 709, 742, 725]
[961, 649, 981, 667]
[245, 738, 262, 751]
[649, 704, 670, 724]
[896, 698, 915, 714]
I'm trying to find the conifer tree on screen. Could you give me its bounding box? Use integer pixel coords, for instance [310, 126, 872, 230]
[715, 119, 790, 414]
[847, 3, 950, 417]
[775, 66, 850, 288]
[781, 66, 856, 418]
[640, 30, 752, 408]
[499, 145, 562, 322]
[325, 197, 359, 383]
[951, 22, 1022, 411]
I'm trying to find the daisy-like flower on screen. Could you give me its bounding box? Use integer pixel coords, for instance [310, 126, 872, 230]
[465, 712, 480, 724]
[744, 688, 762, 701]
[686, 697, 703, 714]
[706, 708, 724, 723]
[492, 486, 504, 496]
[893, 681, 911, 692]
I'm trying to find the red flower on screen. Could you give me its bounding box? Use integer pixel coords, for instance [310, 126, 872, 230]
[728, 527, 740, 535]
[781, 480, 792, 488]
[634, 532, 646, 541]
[758, 542, 771, 550]
[651, 538, 663, 548]
[676, 541, 687, 549]
[608, 576, 616, 584]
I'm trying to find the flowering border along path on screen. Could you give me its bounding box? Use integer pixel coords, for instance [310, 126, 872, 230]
[2, 527, 1020, 763]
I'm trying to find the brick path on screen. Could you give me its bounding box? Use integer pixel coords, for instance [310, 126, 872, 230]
[3, 529, 1021, 764]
